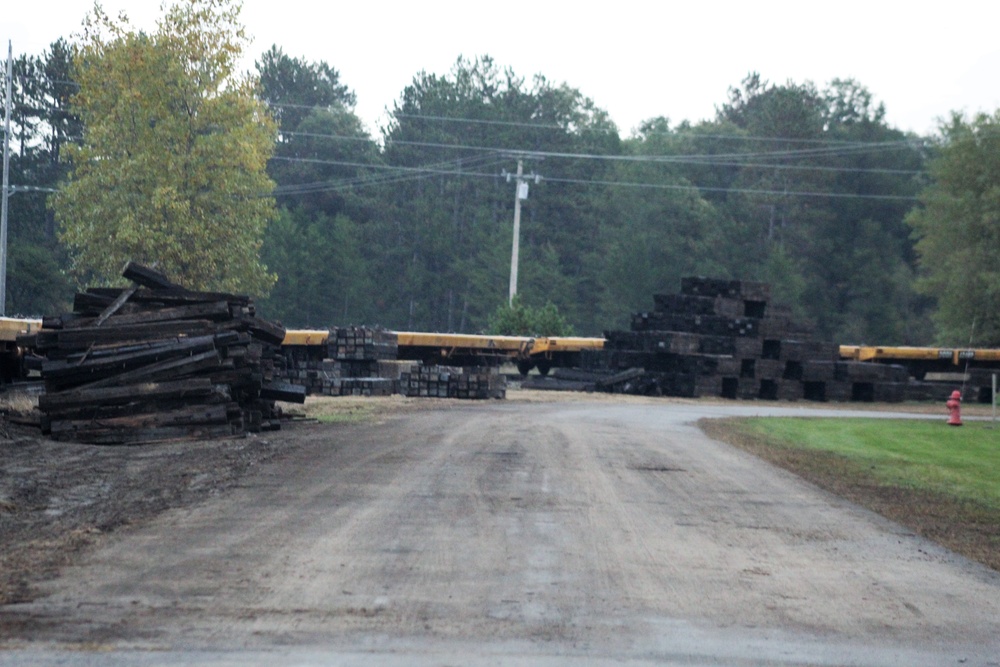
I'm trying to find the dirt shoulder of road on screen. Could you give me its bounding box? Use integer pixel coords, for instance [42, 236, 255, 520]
[0, 414, 288, 606]
[699, 417, 1000, 572]
[0, 392, 466, 607]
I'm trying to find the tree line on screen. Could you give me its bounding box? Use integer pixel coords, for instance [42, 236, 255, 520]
[2, 0, 996, 345]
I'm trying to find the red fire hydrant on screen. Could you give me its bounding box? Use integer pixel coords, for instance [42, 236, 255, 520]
[946, 390, 963, 426]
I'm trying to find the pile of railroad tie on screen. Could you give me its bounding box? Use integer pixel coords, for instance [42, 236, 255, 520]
[527, 276, 909, 402]
[399, 364, 506, 399]
[30, 262, 305, 444]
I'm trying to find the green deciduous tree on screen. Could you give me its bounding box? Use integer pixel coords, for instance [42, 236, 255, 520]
[53, 0, 278, 294]
[907, 110, 1000, 345]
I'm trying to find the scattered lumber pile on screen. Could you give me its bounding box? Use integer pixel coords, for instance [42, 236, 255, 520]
[29, 262, 304, 444]
[580, 276, 909, 402]
[400, 365, 506, 399]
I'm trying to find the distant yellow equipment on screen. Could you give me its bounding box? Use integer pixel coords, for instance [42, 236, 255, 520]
[839, 345, 1000, 379]
[281, 329, 605, 375]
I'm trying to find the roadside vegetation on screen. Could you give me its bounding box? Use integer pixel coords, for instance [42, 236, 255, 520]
[294, 395, 429, 424]
[701, 416, 1000, 571]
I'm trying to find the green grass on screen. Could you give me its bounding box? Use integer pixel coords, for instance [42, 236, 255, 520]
[735, 417, 1000, 510]
[315, 408, 377, 424]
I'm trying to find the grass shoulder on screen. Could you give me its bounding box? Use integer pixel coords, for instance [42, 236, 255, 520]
[700, 416, 1000, 572]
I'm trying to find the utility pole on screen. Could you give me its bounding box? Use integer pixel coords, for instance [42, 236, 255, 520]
[1, 41, 12, 316]
[505, 158, 541, 306]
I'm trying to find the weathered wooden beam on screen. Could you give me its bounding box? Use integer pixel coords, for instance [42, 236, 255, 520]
[94, 284, 139, 326]
[62, 301, 232, 329]
[42, 335, 219, 383]
[50, 403, 231, 434]
[87, 287, 252, 308]
[46, 320, 218, 352]
[38, 377, 217, 411]
[226, 316, 285, 346]
[69, 349, 223, 391]
[121, 261, 181, 290]
[259, 380, 307, 403]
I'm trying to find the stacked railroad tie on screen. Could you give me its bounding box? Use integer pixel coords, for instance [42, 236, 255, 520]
[331, 327, 398, 361]
[572, 276, 908, 402]
[399, 364, 506, 399]
[283, 327, 400, 396]
[282, 329, 506, 400]
[30, 262, 305, 444]
[288, 358, 398, 397]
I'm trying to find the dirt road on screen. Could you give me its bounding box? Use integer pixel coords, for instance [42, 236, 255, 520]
[2, 398, 999, 665]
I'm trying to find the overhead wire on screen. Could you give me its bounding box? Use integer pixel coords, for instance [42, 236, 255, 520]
[271, 152, 506, 195]
[279, 130, 923, 175]
[5, 98, 927, 199]
[268, 154, 919, 201]
[268, 100, 925, 199]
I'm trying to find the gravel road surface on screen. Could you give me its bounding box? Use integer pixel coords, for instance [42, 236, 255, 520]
[2, 399, 998, 666]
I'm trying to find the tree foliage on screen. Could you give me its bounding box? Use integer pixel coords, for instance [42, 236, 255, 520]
[252, 48, 381, 323]
[487, 297, 573, 336]
[362, 56, 622, 334]
[676, 73, 928, 342]
[254, 62, 929, 341]
[53, 0, 278, 294]
[258, 208, 374, 327]
[907, 111, 1000, 345]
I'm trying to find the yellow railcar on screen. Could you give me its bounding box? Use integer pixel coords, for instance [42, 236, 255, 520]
[839, 345, 1000, 378]
[282, 329, 605, 375]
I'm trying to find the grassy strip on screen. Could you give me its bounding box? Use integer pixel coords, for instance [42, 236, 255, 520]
[294, 395, 432, 424]
[700, 417, 1000, 572]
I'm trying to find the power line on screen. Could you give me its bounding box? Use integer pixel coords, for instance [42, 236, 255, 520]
[277, 130, 923, 175]
[269, 154, 918, 201]
[541, 175, 919, 202]
[272, 153, 504, 195]
[268, 103, 931, 146]
[391, 112, 566, 132]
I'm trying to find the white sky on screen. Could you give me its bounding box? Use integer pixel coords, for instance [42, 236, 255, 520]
[5, 0, 1000, 138]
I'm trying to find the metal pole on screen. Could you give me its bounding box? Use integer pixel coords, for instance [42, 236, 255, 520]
[992, 373, 996, 425]
[508, 158, 523, 306]
[1, 41, 12, 315]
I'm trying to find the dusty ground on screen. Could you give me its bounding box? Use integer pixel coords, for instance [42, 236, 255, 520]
[0, 391, 461, 607]
[1, 390, 998, 665]
[0, 408, 281, 606]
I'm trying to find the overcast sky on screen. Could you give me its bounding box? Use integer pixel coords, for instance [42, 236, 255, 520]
[6, 1, 1000, 138]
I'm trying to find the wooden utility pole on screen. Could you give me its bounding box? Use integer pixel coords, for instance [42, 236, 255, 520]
[507, 159, 541, 306]
[508, 159, 524, 306]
